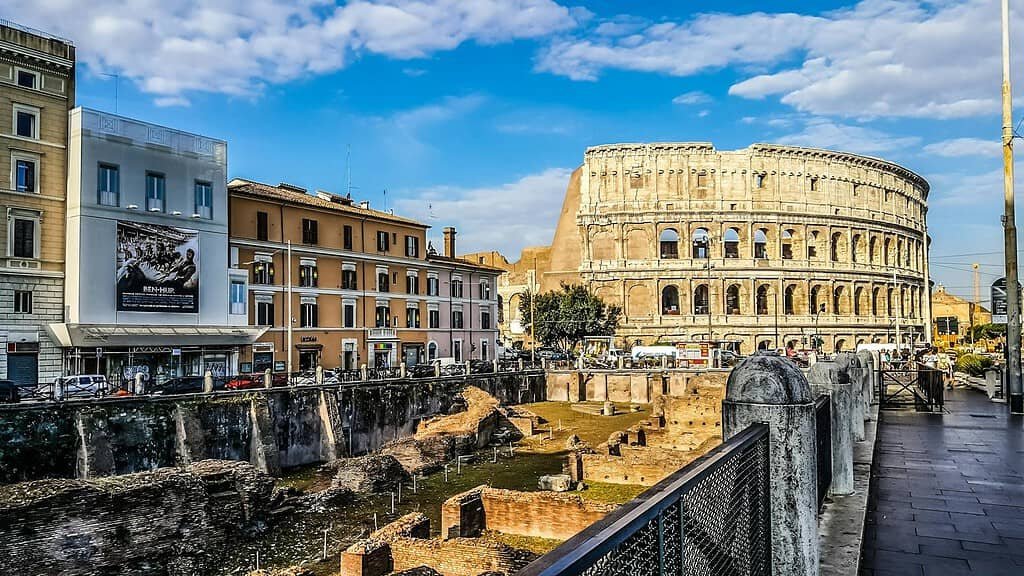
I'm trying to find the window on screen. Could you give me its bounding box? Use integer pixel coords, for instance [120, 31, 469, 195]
[230, 280, 246, 315]
[257, 212, 268, 241]
[406, 307, 421, 328]
[481, 309, 491, 330]
[13, 104, 38, 139]
[13, 290, 31, 314]
[781, 229, 794, 259]
[377, 231, 390, 252]
[693, 285, 709, 315]
[16, 70, 37, 89]
[753, 229, 768, 259]
[300, 300, 319, 327]
[145, 172, 165, 212]
[405, 235, 419, 258]
[756, 285, 769, 315]
[343, 301, 356, 328]
[10, 215, 36, 258]
[784, 285, 795, 315]
[452, 307, 464, 329]
[810, 177, 818, 192]
[810, 286, 823, 315]
[454, 340, 463, 362]
[696, 170, 708, 187]
[194, 181, 213, 219]
[724, 228, 740, 258]
[428, 342, 438, 361]
[98, 164, 120, 206]
[726, 284, 741, 315]
[302, 218, 318, 244]
[13, 155, 36, 193]
[427, 276, 439, 296]
[429, 308, 440, 329]
[807, 231, 819, 260]
[256, 299, 275, 326]
[692, 229, 710, 259]
[299, 262, 318, 287]
[377, 270, 390, 292]
[406, 273, 419, 295]
[342, 266, 358, 290]
[659, 229, 679, 259]
[661, 285, 680, 314]
[343, 225, 353, 250]
[376, 303, 390, 327]
[451, 278, 464, 298]
[252, 258, 274, 284]
[754, 173, 765, 188]
[481, 282, 491, 300]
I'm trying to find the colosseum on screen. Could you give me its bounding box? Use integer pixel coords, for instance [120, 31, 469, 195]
[467, 142, 931, 355]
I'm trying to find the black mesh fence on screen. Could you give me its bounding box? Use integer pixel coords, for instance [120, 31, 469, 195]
[815, 394, 833, 511]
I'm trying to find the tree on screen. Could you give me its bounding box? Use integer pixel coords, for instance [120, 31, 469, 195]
[519, 283, 621, 353]
[970, 323, 1006, 342]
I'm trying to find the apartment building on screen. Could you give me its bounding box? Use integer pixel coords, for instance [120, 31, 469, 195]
[0, 22, 75, 384]
[48, 108, 263, 385]
[228, 179, 501, 372]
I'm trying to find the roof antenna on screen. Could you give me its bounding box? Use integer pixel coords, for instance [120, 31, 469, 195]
[345, 144, 352, 198]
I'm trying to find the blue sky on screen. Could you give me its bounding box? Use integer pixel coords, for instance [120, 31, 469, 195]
[11, 0, 1021, 303]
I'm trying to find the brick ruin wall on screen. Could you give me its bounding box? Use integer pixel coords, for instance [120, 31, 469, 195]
[0, 459, 274, 576]
[545, 369, 728, 403]
[441, 486, 617, 542]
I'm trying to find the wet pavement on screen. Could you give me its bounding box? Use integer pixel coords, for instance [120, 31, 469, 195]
[860, 388, 1024, 575]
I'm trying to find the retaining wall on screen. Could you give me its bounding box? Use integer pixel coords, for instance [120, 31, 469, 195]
[441, 486, 616, 541]
[545, 369, 729, 403]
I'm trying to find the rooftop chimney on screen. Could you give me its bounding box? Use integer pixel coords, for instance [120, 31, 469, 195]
[443, 227, 456, 258]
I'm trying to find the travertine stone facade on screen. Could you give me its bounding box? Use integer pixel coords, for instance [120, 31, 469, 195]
[499, 143, 931, 354]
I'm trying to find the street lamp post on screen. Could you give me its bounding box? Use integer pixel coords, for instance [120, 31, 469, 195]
[814, 303, 826, 355]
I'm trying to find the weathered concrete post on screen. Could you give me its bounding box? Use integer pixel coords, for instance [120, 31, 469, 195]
[203, 371, 214, 393]
[464, 360, 471, 375]
[316, 365, 324, 385]
[360, 364, 368, 381]
[855, 350, 875, 418]
[808, 360, 854, 495]
[723, 352, 819, 576]
[263, 369, 272, 389]
[835, 353, 866, 442]
[134, 372, 144, 395]
[492, 358, 499, 373]
[435, 363, 441, 378]
[518, 358, 524, 372]
[399, 362, 406, 379]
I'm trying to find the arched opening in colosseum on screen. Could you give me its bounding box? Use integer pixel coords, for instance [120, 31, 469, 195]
[782, 229, 794, 259]
[883, 238, 892, 266]
[659, 229, 679, 259]
[591, 229, 615, 260]
[724, 228, 740, 258]
[851, 234, 863, 263]
[835, 338, 847, 352]
[887, 287, 894, 317]
[810, 285, 824, 315]
[754, 229, 769, 259]
[756, 285, 770, 315]
[627, 284, 652, 319]
[784, 285, 796, 315]
[693, 284, 709, 315]
[833, 285, 846, 315]
[787, 339, 798, 351]
[726, 284, 742, 315]
[871, 287, 880, 316]
[692, 228, 710, 259]
[854, 286, 865, 316]
[869, 236, 878, 264]
[808, 231, 820, 260]
[900, 287, 907, 317]
[830, 232, 846, 262]
[758, 340, 771, 351]
[626, 229, 651, 260]
[661, 285, 680, 315]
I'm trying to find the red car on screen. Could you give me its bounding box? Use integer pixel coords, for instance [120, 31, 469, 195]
[226, 373, 288, 390]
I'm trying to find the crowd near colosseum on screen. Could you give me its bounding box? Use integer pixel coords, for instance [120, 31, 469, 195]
[472, 142, 931, 355]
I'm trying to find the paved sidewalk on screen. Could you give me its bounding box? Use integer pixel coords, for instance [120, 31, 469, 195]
[860, 388, 1024, 575]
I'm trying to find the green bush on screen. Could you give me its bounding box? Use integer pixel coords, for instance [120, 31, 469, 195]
[954, 354, 993, 377]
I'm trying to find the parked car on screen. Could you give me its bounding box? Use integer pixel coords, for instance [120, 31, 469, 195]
[718, 350, 743, 367]
[0, 380, 19, 403]
[536, 348, 569, 361]
[155, 375, 226, 395]
[226, 375, 260, 390]
[409, 363, 438, 378]
[469, 359, 494, 374]
[53, 375, 109, 400]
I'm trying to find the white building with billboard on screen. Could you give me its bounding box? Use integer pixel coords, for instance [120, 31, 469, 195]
[48, 108, 262, 386]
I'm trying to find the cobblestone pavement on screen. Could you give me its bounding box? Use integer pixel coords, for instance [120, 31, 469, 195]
[860, 388, 1024, 575]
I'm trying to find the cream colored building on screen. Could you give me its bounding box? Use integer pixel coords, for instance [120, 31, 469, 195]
[486, 143, 931, 354]
[931, 285, 990, 349]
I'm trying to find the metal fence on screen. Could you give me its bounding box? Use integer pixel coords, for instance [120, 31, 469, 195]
[878, 362, 944, 412]
[814, 394, 833, 511]
[520, 424, 772, 576]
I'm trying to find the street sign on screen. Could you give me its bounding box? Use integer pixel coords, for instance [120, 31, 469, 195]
[993, 277, 1008, 324]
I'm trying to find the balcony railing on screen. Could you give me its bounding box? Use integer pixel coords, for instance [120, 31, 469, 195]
[520, 423, 771, 576]
[367, 327, 397, 340]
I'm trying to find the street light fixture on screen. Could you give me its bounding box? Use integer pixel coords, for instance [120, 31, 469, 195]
[814, 303, 826, 355]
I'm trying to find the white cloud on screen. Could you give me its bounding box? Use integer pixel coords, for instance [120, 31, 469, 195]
[672, 91, 711, 105]
[539, 0, 1011, 120]
[776, 118, 920, 155]
[369, 93, 486, 154]
[9, 0, 577, 103]
[923, 137, 1002, 158]
[393, 167, 573, 257]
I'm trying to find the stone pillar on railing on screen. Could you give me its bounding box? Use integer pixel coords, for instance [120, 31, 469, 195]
[618, 355, 624, 370]
[400, 362, 407, 379]
[518, 359, 524, 372]
[134, 373, 144, 395]
[493, 358, 499, 373]
[360, 364, 368, 381]
[204, 371, 214, 393]
[835, 353, 866, 442]
[855, 350, 876, 415]
[723, 352, 818, 576]
[263, 369, 272, 389]
[465, 360, 471, 375]
[808, 360, 854, 496]
[435, 363, 441, 378]
[316, 365, 324, 385]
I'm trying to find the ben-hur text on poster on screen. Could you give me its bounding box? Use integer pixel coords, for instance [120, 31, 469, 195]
[115, 221, 200, 313]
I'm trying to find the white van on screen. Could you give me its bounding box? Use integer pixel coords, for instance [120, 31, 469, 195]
[631, 346, 679, 360]
[52, 375, 109, 400]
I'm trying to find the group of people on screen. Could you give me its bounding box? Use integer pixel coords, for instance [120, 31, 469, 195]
[881, 347, 956, 388]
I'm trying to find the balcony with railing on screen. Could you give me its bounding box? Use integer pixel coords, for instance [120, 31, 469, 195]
[367, 327, 397, 340]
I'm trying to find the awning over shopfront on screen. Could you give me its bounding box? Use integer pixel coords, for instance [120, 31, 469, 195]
[46, 324, 267, 348]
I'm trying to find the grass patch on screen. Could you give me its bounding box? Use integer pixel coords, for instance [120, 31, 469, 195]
[480, 530, 563, 555]
[578, 480, 648, 505]
[522, 401, 650, 452]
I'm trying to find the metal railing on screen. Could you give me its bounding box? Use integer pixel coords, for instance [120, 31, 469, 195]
[520, 424, 771, 576]
[878, 362, 944, 412]
[814, 394, 833, 511]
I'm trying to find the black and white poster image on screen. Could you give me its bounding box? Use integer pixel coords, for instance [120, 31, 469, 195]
[116, 221, 200, 313]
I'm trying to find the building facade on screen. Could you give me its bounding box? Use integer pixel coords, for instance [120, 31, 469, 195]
[228, 180, 500, 372]
[931, 285, 991, 349]
[48, 108, 261, 385]
[497, 143, 932, 354]
[0, 23, 75, 384]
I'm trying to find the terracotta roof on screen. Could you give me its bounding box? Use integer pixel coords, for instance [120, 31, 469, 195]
[228, 178, 428, 228]
[426, 253, 506, 274]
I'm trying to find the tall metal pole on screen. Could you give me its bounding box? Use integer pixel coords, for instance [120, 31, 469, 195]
[1002, 0, 1023, 413]
[286, 240, 293, 377]
[972, 263, 980, 347]
[530, 256, 537, 364]
[894, 268, 901, 351]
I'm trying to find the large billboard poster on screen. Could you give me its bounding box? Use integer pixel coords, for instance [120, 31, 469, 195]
[116, 221, 200, 313]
